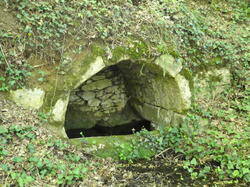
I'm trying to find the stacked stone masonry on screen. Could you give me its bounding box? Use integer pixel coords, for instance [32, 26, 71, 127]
[68, 66, 128, 119]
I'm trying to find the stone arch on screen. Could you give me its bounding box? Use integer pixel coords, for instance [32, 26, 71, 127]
[10, 51, 191, 138]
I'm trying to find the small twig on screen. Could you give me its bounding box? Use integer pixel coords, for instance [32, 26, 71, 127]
[155, 148, 171, 158]
[0, 43, 11, 69]
[139, 63, 145, 76]
[33, 63, 49, 68]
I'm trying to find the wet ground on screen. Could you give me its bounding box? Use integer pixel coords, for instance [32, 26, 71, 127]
[106, 158, 247, 187]
[114, 160, 211, 187]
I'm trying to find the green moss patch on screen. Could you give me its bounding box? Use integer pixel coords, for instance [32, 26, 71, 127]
[70, 131, 159, 160]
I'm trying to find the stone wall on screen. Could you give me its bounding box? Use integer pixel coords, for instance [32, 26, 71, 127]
[65, 66, 141, 130]
[69, 66, 127, 116]
[9, 52, 192, 137]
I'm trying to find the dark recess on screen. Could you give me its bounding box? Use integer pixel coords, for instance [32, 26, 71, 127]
[66, 120, 152, 138]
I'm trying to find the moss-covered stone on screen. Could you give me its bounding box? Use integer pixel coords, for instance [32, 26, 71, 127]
[118, 55, 191, 114]
[70, 133, 157, 159]
[8, 42, 192, 138]
[10, 88, 45, 110]
[194, 68, 231, 101]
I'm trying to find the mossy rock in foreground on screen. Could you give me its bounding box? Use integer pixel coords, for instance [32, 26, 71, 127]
[70, 131, 159, 160]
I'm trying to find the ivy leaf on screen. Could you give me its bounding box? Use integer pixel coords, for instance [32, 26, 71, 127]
[0, 126, 8, 134]
[190, 158, 197, 165]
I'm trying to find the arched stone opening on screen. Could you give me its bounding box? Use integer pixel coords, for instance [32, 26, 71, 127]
[8, 49, 191, 140]
[64, 55, 191, 138]
[64, 63, 153, 138]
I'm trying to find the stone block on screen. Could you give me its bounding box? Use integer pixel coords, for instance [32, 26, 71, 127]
[105, 87, 116, 93]
[69, 94, 80, 102]
[133, 102, 174, 126]
[80, 106, 91, 112]
[101, 100, 113, 108]
[91, 75, 106, 81]
[88, 98, 101, 107]
[111, 94, 120, 100]
[115, 101, 126, 110]
[10, 88, 45, 110]
[79, 91, 95, 100]
[154, 54, 182, 77]
[101, 93, 112, 100]
[86, 79, 93, 84]
[52, 98, 69, 122]
[94, 111, 103, 117]
[96, 91, 105, 98]
[78, 100, 86, 105]
[81, 79, 112, 91]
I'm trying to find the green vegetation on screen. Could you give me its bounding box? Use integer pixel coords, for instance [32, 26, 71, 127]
[112, 2, 249, 183]
[0, 0, 249, 185]
[0, 0, 249, 89]
[0, 124, 89, 186]
[116, 112, 250, 183]
[0, 0, 167, 89]
[0, 0, 249, 85]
